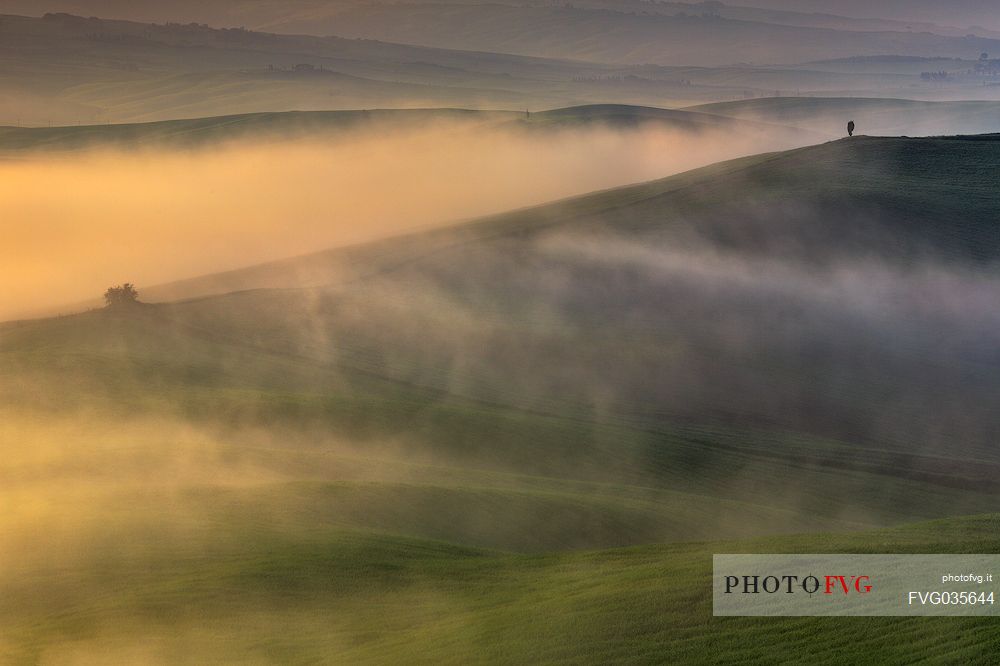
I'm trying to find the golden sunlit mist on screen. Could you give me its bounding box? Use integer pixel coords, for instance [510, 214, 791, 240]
[0, 120, 789, 319]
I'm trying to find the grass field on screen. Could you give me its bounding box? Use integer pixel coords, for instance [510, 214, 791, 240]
[3, 494, 1000, 664]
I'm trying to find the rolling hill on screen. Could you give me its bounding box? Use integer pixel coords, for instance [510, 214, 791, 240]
[688, 96, 1000, 136]
[260, 3, 1000, 66]
[2, 134, 999, 662]
[738, 0, 1000, 33]
[5, 1, 1000, 661]
[4, 12, 999, 127]
[0, 104, 817, 154]
[3, 1, 999, 66]
[2, 491, 999, 663]
[2, 98, 995, 159]
[0, 12, 827, 127]
[5, 133, 1000, 526]
[0, 12, 589, 125]
[6, 0, 999, 39]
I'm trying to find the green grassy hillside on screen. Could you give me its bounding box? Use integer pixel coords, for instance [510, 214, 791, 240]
[4, 135, 1000, 540]
[3, 506, 1000, 664]
[2, 135, 999, 662]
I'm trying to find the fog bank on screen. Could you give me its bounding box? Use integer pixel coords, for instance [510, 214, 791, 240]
[0, 120, 786, 320]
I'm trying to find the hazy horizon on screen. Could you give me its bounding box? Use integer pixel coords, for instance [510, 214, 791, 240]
[2, 1, 998, 33]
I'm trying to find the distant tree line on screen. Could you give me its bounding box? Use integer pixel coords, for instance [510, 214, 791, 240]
[920, 71, 952, 81]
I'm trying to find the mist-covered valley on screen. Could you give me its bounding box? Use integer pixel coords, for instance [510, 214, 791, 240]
[0, 109, 820, 320]
[4, 129, 1000, 662]
[5, 132, 1000, 543]
[3, 2, 1000, 664]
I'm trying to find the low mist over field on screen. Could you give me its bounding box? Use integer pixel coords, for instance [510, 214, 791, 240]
[3, 1, 1000, 662]
[0, 117, 794, 319]
[3, 136, 1000, 663]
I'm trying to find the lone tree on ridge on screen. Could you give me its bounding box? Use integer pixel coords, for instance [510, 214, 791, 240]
[104, 283, 140, 308]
